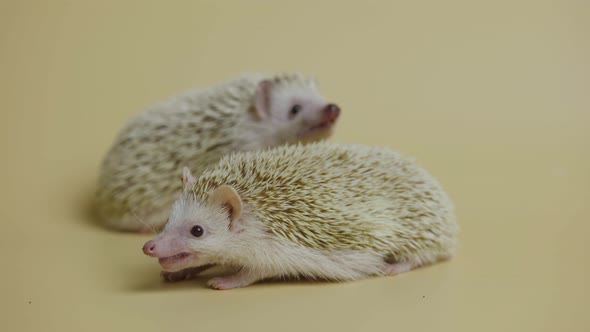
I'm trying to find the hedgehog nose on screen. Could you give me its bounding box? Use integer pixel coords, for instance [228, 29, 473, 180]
[142, 240, 157, 256]
[324, 104, 340, 122]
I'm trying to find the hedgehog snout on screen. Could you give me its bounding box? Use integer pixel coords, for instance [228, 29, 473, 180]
[323, 104, 340, 122]
[142, 240, 157, 257]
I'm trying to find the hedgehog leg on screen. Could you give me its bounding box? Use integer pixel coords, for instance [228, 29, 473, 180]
[207, 271, 261, 290]
[161, 264, 215, 282]
[383, 262, 414, 275]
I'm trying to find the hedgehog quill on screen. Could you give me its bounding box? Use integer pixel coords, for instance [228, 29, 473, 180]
[142, 143, 459, 290]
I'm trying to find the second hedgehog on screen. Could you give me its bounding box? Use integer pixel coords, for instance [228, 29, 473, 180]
[96, 73, 340, 232]
[142, 142, 459, 290]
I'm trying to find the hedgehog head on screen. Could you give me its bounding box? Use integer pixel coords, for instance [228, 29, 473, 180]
[253, 73, 341, 144]
[142, 168, 249, 272]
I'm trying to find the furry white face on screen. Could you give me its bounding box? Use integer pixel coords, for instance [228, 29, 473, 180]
[142, 171, 244, 272]
[145, 198, 233, 272]
[254, 79, 341, 143]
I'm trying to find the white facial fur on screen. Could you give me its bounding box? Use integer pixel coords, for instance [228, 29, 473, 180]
[143, 176, 258, 272]
[252, 80, 339, 145]
[158, 197, 236, 271]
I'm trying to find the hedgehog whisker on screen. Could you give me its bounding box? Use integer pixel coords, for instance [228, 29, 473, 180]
[130, 208, 157, 235]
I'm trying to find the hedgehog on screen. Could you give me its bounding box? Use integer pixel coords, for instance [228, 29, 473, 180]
[95, 73, 341, 232]
[141, 142, 459, 290]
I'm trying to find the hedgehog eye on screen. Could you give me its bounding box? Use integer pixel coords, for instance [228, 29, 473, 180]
[190, 225, 204, 237]
[289, 105, 302, 117]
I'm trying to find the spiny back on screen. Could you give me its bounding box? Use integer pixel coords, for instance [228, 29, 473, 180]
[191, 142, 456, 253]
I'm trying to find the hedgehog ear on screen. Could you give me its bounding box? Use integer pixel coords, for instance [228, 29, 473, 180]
[181, 167, 197, 192]
[209, 185, 243, 225]
[254, 80, 273, 119]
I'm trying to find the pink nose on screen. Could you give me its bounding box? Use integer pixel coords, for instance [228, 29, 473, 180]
[142, 240, 157, 256]
[324, 103, 340, 122]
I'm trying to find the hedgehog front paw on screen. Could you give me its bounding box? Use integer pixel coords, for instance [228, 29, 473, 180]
[207, 273, 258, 290]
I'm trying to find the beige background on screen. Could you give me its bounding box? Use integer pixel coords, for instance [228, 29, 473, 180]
[1, 0, 589, 331]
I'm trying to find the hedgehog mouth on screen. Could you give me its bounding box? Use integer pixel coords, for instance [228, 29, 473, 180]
[158, 252, 191, 269]
[301, 120, 335, 137]
[311, 121, 333, 131]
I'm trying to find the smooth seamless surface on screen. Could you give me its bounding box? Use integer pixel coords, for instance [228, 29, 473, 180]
[1, 1, 588, 331]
